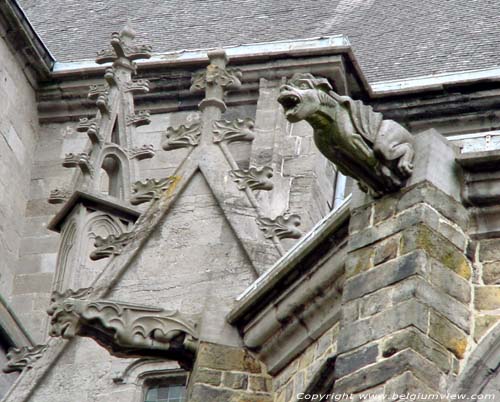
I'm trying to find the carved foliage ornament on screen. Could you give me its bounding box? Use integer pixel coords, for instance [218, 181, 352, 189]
[130, 177, 176, 205]
[230, 166, 274, 191]
[128, 144, 155, 160]
[47, 289, 198, 368]
[126, 110, 151, 127]
[257, 214, 302, 240]
[90, 231, 136, 260]
[213, 118, 255, 144]
[62, 153, 93, 175]
[190, 65, 242, 92]
[3, 344, 48, 373]
[162, 122, 201, 150]
[278, 73, 415, 196]
[48, 188, 71, 204]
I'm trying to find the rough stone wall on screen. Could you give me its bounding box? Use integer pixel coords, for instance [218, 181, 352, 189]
[272, 324, 338, 402]
[335, 177, 473, 397]
[0, 32, 41, 322]
[188, 342, 273, 402]
[470, 238, 500, 342]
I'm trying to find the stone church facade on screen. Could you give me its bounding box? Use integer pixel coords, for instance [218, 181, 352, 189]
[1, 1, 500, 401]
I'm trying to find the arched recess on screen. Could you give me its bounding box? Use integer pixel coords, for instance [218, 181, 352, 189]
[452, 321, 500, 398]
[52, 210, 129, 293]
[94, 145, 132, 201]
[72, 210, 126, 289]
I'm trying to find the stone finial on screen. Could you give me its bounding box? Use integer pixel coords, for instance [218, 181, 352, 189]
[90, 231, 136, 260]
[47, 289, 198, 369]
[3, 345, 48, 373]
[212, 118, 255, 144]
[130, 177, 176, 205]
[257, 214, 302, 240]
[162, 122, 202, 150]
[278, 73, 415, 196]
[95, 25, 152, 68]
[230, 166, 274, 191]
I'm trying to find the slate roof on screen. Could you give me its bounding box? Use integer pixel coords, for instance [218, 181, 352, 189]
[16, 0, 500, 82]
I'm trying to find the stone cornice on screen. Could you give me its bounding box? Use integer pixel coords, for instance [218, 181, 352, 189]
[227, 198, 350, 374]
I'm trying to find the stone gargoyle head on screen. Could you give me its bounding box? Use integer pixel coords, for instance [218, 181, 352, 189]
[277, 73, 333, 123]
[47, 288, 93, 339]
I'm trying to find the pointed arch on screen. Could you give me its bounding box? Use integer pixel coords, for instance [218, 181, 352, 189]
[94, 144, 132, 200]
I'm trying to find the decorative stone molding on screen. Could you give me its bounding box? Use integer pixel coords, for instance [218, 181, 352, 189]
[256, 214, 302, 240]
[77, 118, 102, 143]
[162, 122, 201, 150]
[128, 144, 155, 160]
[104, 67, 118, 87]
[48, 188, 71, 204]
[130, 178, 176, 205]
[212, 118, 255, 144]
[278, 73, 415, 196]
[126, 110, 151, 127]
[62, 153, 93, 175]
[90, 231, 136, 260]
[124, 79, 150, 94]
[190, 64, 242, 92]
[229, 166, 274, 191]
[3, 345, 48, 373]
[96, 27, 152, 69]
[47, 289, 198, 368]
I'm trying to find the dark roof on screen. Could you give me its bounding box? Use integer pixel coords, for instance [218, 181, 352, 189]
[16, 0, 500, 82]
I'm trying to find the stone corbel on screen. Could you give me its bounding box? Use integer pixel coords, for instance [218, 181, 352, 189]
[47, 289, 198, 369]
[3, 345, 48, 373]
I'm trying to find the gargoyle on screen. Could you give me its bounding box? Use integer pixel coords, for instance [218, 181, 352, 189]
[278, 73, 415, 195]
[47, 288, 198, 369]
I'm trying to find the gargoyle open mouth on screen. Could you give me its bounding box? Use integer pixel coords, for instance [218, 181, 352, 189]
[277, 92, 302, 116]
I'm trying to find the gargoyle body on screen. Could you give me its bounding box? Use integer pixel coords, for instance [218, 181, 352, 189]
[47, 289, 198, 369]
[278, 73, 415, 195]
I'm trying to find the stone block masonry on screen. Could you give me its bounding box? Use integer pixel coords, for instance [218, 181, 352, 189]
[333, 130, 473, 397]
[188, 342, 273, 402]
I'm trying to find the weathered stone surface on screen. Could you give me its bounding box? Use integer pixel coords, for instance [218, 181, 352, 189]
[349, 204, 373, 233]
[190, 384, 272, 402]
[381, 327, 451, 374]
[335, 343, 378, 378]
[337, 300, 429, 353]
[474, 315, 500, 342]
[249, 375, 272, 393]
[334, 349, 443, 393]
[384, 371, 439, 400]
[400, 224, 471, 279]
[373, 235, 399, 266]
[483, 261, 500, 285]
[196, 343, 262, 374]
[474, 286, 500, 310]
[428, 311, 468, 359]
[344, 251, 427, 302]
[429, 258, 471, 304]
[223, 372, 248, 390]
[279, 73, 415, 195]
[479, 238, 500, 261]
[345, 246, 374, 279]
[195, 368, 222, 386]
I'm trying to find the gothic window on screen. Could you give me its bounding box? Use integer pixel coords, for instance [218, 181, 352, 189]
[143, 376, 187, 402]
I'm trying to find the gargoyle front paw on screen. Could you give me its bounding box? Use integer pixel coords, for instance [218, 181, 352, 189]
[398, 160, 413, 177]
